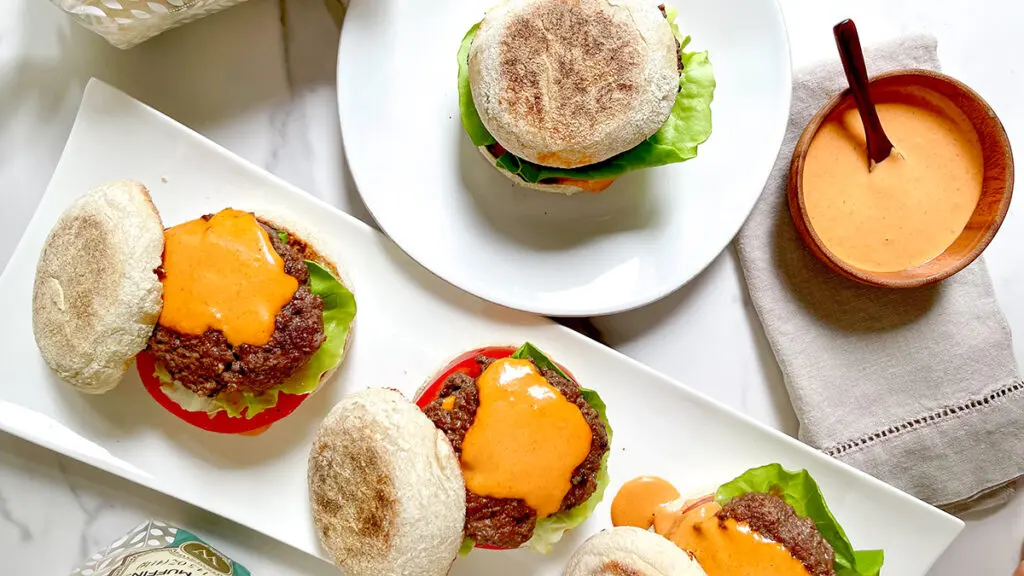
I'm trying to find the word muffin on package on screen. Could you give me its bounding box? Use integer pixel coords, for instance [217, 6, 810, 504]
[70, 520, 250, 576]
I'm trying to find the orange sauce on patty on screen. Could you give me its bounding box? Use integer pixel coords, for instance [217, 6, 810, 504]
[663, 501, 811, 576]
[460, 358, 593, 517]
[158, 209, 298, 347]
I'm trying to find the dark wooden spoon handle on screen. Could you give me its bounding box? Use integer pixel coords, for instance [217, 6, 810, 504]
[833, 19, 894, 166]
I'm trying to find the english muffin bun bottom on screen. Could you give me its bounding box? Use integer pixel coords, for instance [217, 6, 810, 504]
[476, 146, 607, 195]
[253, 209, 347, 285]
[564, 527, 708, 576]
[309, 388, 466, 576]
[469, 0, 680, 169]
[32, 180, 164, 394]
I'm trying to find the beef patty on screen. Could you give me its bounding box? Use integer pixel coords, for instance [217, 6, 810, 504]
[422, 355, 610, 549]
[147, 218, 325, 397]
[657, 4, 684, 74]
[718, 492, 837, 576]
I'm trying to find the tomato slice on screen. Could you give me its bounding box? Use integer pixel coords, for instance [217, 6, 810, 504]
[415, 345, 582, 408]
[415, 346, 516, 408]
[415, 345, 581, 551]
[137, 352, 310, 435]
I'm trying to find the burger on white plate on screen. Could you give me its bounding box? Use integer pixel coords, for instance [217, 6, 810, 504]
[458, 0, 716, 194]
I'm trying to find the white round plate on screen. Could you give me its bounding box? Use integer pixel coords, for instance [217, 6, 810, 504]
[338, 0, 791, 316]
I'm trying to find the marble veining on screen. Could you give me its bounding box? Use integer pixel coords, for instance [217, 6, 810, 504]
[0, 489, 32, 544]
[1, 0, 1023, 575]
[59, 459, 112, 561]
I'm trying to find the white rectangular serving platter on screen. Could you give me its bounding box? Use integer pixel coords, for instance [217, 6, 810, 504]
[0, 79, 962, 575]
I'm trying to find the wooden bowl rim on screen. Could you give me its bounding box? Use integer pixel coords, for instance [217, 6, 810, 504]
[788, 69, 1014, 289]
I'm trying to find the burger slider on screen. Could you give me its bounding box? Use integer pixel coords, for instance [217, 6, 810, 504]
[457, 0, 716, 194]
[609, 465, 885, 576]
[416, 343, 612, 553]
[33, 181, 356, 434]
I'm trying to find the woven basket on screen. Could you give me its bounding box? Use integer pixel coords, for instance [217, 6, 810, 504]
[51, 0, 250, 49]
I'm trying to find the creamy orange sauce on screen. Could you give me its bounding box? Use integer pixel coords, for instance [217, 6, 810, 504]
[550, 177, 617, 193]
[610, 476, 680, 529]
[653, 498, 717, 537]
[803, 93, 983, 272]
[665, 504, 810, 576]
[460, 358, 592, 518]
[612, 477, 811, 576]
[158, 209, 299, 347]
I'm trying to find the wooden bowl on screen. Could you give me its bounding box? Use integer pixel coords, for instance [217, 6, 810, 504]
[788, 70, 1013, 288]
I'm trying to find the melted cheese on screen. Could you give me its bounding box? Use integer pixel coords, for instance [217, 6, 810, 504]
[460, 358, 592, 517]
[158, 209, 298, 347]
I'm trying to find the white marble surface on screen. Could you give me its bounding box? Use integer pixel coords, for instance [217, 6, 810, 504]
[1, 0, 1022, 574]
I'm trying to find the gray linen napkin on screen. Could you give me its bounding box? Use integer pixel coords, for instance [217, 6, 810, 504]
[736, 35, 1024, 513]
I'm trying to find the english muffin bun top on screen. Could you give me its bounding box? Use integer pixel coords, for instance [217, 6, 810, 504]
[469, 0, 680, 169]
[308, 388, 466, 576]
[564, 527, 708, 576]
[32, 180, 164, 394]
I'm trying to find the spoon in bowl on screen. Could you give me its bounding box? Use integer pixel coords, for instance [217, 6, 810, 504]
[833, 19, 898, 170]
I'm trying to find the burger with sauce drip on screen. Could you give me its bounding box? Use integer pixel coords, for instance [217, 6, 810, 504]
[32, 181, 356, 435]
[601, 465, 885, 576]
[416, 343, 612, 553]
[458, 0, 716, 194]
[304, 344, 612, 574]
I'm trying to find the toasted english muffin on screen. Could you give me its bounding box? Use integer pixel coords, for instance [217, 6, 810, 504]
[32, 180, 164, 394]
[308, 388, 466, 576]
[469, 0, 680, 169]
[564, 527, 708, 576]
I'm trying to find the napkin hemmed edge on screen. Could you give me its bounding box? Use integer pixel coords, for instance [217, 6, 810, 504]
[940, 479, 1018, 516]
[831, 376, 1024, 507]
[820, 378, 1024, 458]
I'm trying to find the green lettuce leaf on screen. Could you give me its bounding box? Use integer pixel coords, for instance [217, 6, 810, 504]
[457, 536, 475, 557]
[456, 7, 715, 183]
[156, 261, 356, 419]
[510, 342, 567, 378]
[715, 464, 885, 576]
[457, 22, 495, 147]
[515, 342, 613, 554]
[525, 447, 610, 554]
